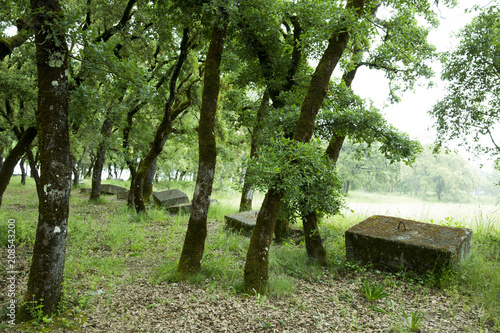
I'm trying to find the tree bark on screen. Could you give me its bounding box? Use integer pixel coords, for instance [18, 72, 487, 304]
[26, 148, 40, 194]
[244, 0, 366, 293]
[90, 117, 113, 201]
[142, 156, 157, 200]
[0, 127, 37, 207]
[18, 0, 71, 321]
[303, 212, 327, 266]
[178, 17, 227, 276]
[20, 157, 26, 185]
[244, 188, 283, 292]
[0, 18, 32, 61]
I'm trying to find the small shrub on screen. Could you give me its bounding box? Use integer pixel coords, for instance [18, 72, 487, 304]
[360, 280, 391, 302]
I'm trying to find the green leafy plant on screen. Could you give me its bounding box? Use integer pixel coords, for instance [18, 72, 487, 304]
[402, 309, 424, 332]
[360, 280, 391, 302]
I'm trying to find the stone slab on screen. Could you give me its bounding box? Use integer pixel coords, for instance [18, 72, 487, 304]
[153, 189, 189, 207]
[80, 188, 91, 194]
[100, 184, 128, 195]
[345, 215, 473, 275]
[224, 210, 259, 235]
[167, 202, 192, 214]
[116, 191, 129, 200]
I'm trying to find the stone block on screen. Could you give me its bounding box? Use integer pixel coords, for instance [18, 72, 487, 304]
[167, 202, 192, 214]
[345, 215, 473, 275]
[225, 210, 259, 235]
[100, 184, 128, 195]
[153, 189, 189, 207]
[116, 191, 129, 200]
[80, 188, 91, 194]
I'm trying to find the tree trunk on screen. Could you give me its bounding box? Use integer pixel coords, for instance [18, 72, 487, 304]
[20, 157, 26, 185]
[303, 212, 327, 266]
[90, 117, 113, 201]
[178, 18, 227, 276]
[239, 91, 270, 212]
[142, 156, 157, 200]
[133, 28, 191, 213]
[127, 164, 137, 207]
[18, 0, 71, 321]
[26, 148, 40, 194]
[0, 127, 37, 207]
[0, 154, 3, 169]
[71, 155, 81, 188]
[244, 188, 283, 293]
[244, 0, 366, 293]
[325, 134, 346, 164]
[343, 180, 350, 193]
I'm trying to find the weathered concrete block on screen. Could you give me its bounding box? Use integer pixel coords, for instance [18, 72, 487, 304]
[167, 202, 192, 214]
[80, 188, 91, 194]
[225, 210, 259, 235]
[100, 184, 128, 195]
[153, 189, 189, 207]
[345, 215, 473, 275]
[116, 191, 129, 200]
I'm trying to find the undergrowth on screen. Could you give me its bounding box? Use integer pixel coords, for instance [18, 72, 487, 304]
[0, 177, 499, 330]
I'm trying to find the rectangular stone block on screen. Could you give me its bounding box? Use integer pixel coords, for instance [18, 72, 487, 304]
[153, 189, 189, 207]
[166, 202, 191, 214]
[100, 184, 128, 195]
[224, 210, 259, 235]
[345, 215, 473, 275]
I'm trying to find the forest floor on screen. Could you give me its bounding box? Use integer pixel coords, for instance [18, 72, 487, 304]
[1, 179, 499, 332]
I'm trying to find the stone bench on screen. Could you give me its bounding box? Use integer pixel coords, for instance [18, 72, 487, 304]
[345, 215, 473, 275]
[224, 210, 259, 235]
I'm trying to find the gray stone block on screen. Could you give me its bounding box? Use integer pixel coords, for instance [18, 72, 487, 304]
[167, 202, 192, 214]
[80, 188, 91, 194]
[153, 189, 189, 207]
[345, 215, 473, 275]
[100, 184, 128, 195]
[225, 210, 259, 235]
[116, 191, 129, 200]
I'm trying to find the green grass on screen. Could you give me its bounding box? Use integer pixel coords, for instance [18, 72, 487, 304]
[1, 177, 499, 330]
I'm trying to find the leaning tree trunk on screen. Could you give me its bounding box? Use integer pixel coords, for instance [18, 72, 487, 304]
[244, 0, 366, 293]
[18, 0, 71, 321]
[177, 17, 227, 276]
[133, 28, 191, 213]
[0, 127, 37, 207]
[301, 17, 364, 266]
[90, 117, 113, 201]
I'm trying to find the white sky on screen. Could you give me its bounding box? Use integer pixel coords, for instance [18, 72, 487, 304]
[352, 0, 498, 169]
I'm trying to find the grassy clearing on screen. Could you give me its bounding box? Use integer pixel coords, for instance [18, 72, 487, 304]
[0, 177, 499, 331]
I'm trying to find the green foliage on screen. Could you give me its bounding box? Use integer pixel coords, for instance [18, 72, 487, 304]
[397, 147, 480, 202]
[244, 137, 344, 218]
[402, 309, 424, 332]
[360, 280, 391, 302]
[430, 7, 500, 169]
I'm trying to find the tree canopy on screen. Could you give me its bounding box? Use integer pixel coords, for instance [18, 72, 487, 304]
[430, 6, 500, 170]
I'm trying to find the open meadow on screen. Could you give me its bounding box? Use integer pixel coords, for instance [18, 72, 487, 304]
[1, 177, 499, 332]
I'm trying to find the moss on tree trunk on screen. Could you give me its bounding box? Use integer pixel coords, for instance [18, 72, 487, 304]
[303, 211, 327, 266]
[18, 0, 71, 321]
[178, 18, 227, 276]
